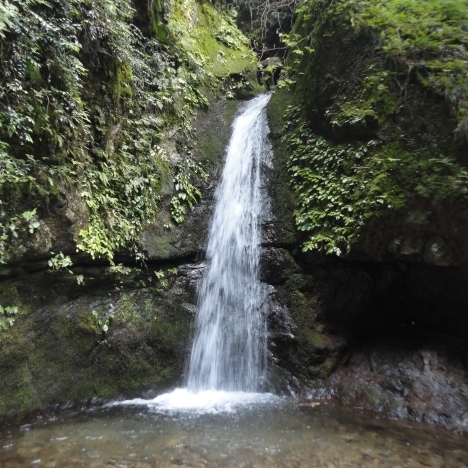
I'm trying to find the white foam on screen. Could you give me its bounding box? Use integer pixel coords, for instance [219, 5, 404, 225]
[113, 388, 279, 414]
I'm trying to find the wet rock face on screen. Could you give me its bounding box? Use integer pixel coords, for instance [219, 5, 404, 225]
[264, 51, 468, 429]
[298, 259, 468, 339]
[259, 238, 468, 429]
[328, 332, 468, 432]
[260, 247, 298, 284]
[0, 262, 201, 428]
[260, 242, 468, 431]
[353, 200, 468, 267]
[138, 99, 241, 262]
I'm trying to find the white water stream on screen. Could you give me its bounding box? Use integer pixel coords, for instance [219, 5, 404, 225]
[186, 93, 270, 393]
[117, 94, 277, 413]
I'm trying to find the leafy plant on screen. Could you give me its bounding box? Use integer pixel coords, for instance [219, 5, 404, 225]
[0, 1, 17, 38]
[170, 158, 208, 224]
[0, 0, 251, 265]
[91, 309, 114, 334]
[48, 252, 73, 271]
[282, 104, 467, 255]
[0, 305, 18, 331]
[154, 267, 178, 293]
[284, 106, 385, 254]
[0, 207, 40, 264]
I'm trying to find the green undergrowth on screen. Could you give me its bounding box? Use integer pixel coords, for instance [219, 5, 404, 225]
[0, 0, 256, 264]
[289, 0, 468, 136]
[0, 305, 18, 331]
[276, 0, 468, 255]
[325, 70, 398, 128]
[345, 0, 468, 133]
[282, 104, 468, 255]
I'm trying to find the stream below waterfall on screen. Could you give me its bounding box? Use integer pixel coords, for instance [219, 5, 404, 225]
[1, 400, 467, 467]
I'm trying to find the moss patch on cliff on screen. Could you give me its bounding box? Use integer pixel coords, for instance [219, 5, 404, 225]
[291, 0, 468, 130]
[0, 264, 195, 427]
[168, 2, 256, 80]
[277, 0, 468, 255]
[0, 0, 257, 265]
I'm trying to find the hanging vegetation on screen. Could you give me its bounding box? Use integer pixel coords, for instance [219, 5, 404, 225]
[276, 0, 468, 255]
[0, 0, 256, 264]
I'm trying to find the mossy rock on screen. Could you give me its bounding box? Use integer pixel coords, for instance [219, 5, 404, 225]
[0, 264, 196, 428]
[276, 0, 468, 259]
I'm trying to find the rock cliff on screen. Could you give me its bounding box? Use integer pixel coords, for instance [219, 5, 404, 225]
[264, 0, 468, 432]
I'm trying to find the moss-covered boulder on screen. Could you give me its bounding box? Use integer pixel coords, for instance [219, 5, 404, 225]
[275, 0, 468, 260]
[0, 262, 203, 428]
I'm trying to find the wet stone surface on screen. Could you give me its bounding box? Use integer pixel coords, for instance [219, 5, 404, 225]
[327, 331, 468, 432]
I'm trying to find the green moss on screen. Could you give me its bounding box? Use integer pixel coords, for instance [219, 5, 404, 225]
[75, 308, 100, 335]
[293, 0, 467, 103]
[284, 288, 308, 331]
[115, 293, 142, 327]
[144, 231, 175, 259]
[306, 365, 329, 380]
[336, 382, 390, 410]
[268, 90, 291, 134]
[167, 0, 256, 80]
[114, 62, 134, 102]
[197, 133, 218, 166]
[328, 70, 397, 128]
[264, 91, 299, 245]
[0, 280, 22, 305]
[196, 98, 238, 166]
[149, 0, 168, 42]
[305, 330, 328, 349]
[0, 269, 193, 427]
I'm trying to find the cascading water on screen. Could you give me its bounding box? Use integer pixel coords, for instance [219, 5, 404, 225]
[186, 93, 270, 393]
[116, 93, 277, 412]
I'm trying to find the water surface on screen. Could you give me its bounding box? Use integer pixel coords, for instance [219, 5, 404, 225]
[1, 400, 467, 467]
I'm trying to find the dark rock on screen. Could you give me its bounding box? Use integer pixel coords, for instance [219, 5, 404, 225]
[327, 332, 468, 432]
[141, 99, 240, 261]
[265, 75, 468, 431]
[260, 247, 299, 284]
[351, 200, 468, 267]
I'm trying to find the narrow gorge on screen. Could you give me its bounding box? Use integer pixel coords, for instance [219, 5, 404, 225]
[1, 0, 468, 463]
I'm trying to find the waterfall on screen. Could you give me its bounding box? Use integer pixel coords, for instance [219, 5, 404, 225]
[115, 93, 277, 412]
[186, 93, 271, 392]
